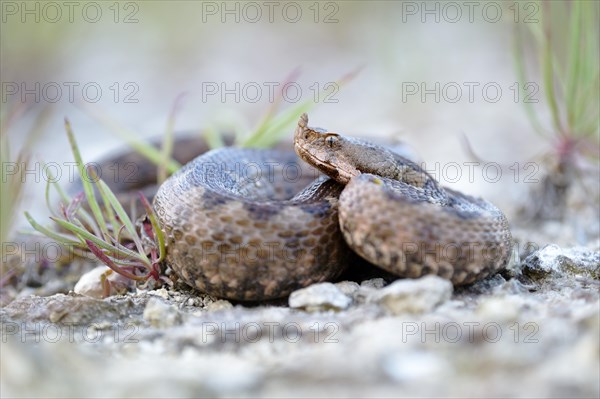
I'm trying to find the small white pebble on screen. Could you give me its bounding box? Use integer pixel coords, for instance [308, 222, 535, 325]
[74, 265, 130, 299]
[289, 282, 352, 311]
[367, 276, 452, 315]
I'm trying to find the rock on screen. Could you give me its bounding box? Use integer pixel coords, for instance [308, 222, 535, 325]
[334, 281, 360, 296]
[522, 245, 600, 280]
[288, 282, 352, 311]
[205, 300, 233, 312]
[1, 293, 148, 327]
[143, 297, 182, 328]
[367, 276, 453, 314]
[146, 287, 170, 300]
[360, 278, 387, 289]
[74, 266, 131, 299]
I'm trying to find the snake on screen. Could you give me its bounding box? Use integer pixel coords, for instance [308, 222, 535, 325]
[150, 114, 513, 301]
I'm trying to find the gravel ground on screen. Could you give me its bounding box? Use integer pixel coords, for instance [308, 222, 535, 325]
[1, 241, 598, 398]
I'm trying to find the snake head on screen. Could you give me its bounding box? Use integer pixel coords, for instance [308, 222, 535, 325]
[294, 113, 359, 184]
[294, 113, 329, 143]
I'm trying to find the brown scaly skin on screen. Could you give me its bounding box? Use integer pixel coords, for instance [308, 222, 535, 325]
[148, 113, 513, 300]
[153, 148, 349, 301]
[294, 113, 513, 285]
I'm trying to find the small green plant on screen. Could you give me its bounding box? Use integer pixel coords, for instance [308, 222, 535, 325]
[25, 120, 167, 297]
[513, 1, 599, 221]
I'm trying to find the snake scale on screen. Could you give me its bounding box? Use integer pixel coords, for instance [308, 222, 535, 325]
[150, 114, 513, 300]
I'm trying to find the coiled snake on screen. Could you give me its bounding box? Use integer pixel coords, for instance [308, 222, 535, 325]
[152, 114, 513, 300]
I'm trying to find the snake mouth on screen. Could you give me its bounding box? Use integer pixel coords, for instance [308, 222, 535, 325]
[293, 114, 355, 184]
[294, 144, 361, 185]
[294, 142, 342, 181]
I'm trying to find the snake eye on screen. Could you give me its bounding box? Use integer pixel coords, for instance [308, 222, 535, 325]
[325, 134, 339, 148]
[304, 131, 310, 140]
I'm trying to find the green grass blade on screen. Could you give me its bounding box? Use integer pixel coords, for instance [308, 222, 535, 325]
[24, 212, 85, 248]
[41, 161, 100, 237]
[41, 162, 85, 222]
[139, 193, 165, 263]
[64, 119, 111, 241]
[540, 11, 565, 137]
[51, 217, 145, 263]
[240, 68, 359, 148]
[159, 93, 187, 184]
[241, 100, 316, 148]
[565, 0, 582, 129]
[512, 24, 548, 137]
[97, 179, 149, 263]
[245, 69, 302, 145]
[43, 165, 61, 219]
[80, 104, 181, 173]
[93, 173, 123, 238]
[572, 3, 599, 137]
[0, 105, 49, 243]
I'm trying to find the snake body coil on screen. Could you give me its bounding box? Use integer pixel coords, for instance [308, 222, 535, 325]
[153, 114, 513, 300]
